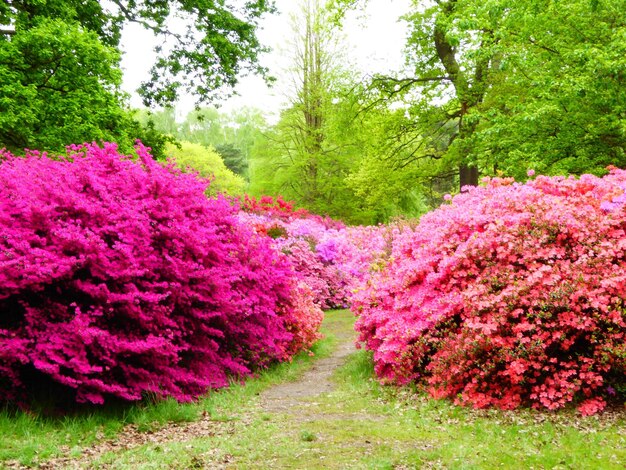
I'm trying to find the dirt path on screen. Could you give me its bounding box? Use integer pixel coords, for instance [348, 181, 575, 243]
[260, 316, 356, 413]
[23, 312, 358, 469]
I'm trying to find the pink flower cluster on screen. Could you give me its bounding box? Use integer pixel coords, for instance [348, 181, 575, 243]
[354, 171, 626, 415]
[278, 237, 349, 310]
[0, 143, 321, 406]
[238, 210, 390, 310]
[280, 281, 324, 358]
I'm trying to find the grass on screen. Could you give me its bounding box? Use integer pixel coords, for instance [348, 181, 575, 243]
[0, 320, 336, 467]
[3, 309, 626, 469]
[284, 349, 626, 469]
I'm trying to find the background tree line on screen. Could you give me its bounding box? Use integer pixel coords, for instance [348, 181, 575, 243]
[2, 0, 624, 225]
[252, 0, 625, 222]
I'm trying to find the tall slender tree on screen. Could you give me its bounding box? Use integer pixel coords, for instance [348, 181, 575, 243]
[251, 0, 349, 210]
[289, 0, 333, 205]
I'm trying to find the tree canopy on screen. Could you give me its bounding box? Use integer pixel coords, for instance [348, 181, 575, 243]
[135, 105, 269, 179]
[3, 0, 625, 223]
[248, 0, 376, 222]
[331, 0, 626, 189]
[2, 0, 275, 106]
[166, 141, 246, 196]
[0, 0, 275, 153]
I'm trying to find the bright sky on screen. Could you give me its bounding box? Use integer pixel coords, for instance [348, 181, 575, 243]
[119, 0, 412, 121]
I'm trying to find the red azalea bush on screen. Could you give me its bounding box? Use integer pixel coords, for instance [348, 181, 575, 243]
[354, 171, 626, 415]
[241, 194, 345, 229]
[241, 195, 310, 221]
[280, 281, 324, 358]
[0, 143, 315, 406]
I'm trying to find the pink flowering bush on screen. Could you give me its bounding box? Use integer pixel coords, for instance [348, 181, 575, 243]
[278, 237, 349, 310]
[238, 208, 390, 310]
[354, 171, 626, 415]
[334, 225, 398, 291]
[0, 143, 317, 406]
[280, 281, 324, 358]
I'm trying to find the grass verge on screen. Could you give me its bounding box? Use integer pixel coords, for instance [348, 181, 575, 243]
[4, 309, 625, 469]
[91, 311, 626, 469]
[0, 316, 337, 467]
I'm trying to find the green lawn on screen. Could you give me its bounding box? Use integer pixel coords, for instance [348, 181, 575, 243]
[2, 310, 625, 469]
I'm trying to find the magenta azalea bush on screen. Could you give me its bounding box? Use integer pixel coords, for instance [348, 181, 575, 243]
[354, 171, 626, 415]
[0, 143, 320, 406]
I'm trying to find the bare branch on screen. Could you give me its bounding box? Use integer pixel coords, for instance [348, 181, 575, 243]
[108, 0, 184, 44]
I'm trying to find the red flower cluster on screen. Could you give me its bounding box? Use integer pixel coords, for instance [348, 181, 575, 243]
[0, 143, 321, 406]
[354, 171, 626, 414]
[240, 195, 310, 221]
[240, 194, 344, 230]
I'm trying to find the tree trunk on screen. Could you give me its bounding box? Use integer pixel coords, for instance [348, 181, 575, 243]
[459, 164, 478, 189]
[433, 0, 495, 191]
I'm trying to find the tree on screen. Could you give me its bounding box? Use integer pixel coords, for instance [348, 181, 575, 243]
[388, 0, 504, 188]
[0, 18, 131, 152]
[2, 0, 275, 106]
[181, 106, 269, 178]
[134, 107, 180, 138]
[0, 1, 275, 152]
[214, 143, 247, 176]
[138, 106, 269, 178]
[341, 93, 451, 220]
[249, 0, 362, 218]
[165, 141, 246, 196]
[334, 0, 626, 187]
[472, 0, 626, 177]
[249, 1, 436, 223]
[178, 107, 224, 145]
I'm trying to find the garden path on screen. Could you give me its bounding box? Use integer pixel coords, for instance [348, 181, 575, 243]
[32, 311, 359, 469]
[259, 312, 357, 413]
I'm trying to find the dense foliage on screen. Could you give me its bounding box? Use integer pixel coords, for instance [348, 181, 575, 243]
[0, 1, 273, 153]
[136, 106, 269, 180]
[0, 17, 131, 153]
[2, 0, 274, 106]
[166, 142, 246, 196]
[0, 143, 320, 406]
[328, 0, 626, 198]
[354, 171, 626, 415]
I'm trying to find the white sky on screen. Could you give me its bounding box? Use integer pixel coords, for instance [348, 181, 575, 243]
[119, 0, 412, 121]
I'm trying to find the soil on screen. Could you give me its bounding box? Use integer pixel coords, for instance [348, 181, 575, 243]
[260, 320, 356, 413]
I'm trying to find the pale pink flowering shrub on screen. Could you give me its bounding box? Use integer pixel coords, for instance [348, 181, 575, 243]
[278, 237, 349, 310]
[335, 224, 398, 293]
[0, 143, 311, 406]
[354, 171, 626, 414]
[238, 210, 390, 310]
[237, 211, 348, 309]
